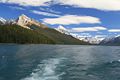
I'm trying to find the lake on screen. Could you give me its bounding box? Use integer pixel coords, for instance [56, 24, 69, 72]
[0, 44, 120, 80]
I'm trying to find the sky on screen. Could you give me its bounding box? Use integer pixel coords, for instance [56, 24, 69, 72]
[0, 0, 120, 38]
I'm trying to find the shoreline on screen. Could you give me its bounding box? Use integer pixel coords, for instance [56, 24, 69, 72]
[0, 43, 119, 46]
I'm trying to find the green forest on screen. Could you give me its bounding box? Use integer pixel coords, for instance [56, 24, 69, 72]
[0, 24, 89, 45]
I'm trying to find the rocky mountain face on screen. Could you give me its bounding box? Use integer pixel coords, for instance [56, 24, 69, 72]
[100, 36, 120, 45]
[0, 14, 48, 29]
[16, 14, 47, 29]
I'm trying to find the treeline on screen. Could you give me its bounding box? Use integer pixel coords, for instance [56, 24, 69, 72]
[0, 25, 55, 44]
[0, 24, 90, 45]
[34, 27, 89, 45]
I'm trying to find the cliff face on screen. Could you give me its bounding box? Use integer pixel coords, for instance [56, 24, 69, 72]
[16, 14, 47, 29]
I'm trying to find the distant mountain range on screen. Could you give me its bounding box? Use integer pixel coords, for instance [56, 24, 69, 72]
[0, 14, 89, 45]
[56, 25, 104, 44]
[100, 36, 120, 45]
[55, 25, 120, 45]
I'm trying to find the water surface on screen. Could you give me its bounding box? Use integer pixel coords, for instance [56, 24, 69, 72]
[0, 44, 120, 80]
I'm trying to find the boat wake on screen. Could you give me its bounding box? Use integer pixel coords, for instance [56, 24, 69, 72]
[21, 58, 65, 80]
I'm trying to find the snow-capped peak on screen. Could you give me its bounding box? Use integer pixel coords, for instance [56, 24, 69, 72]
[16, 14, 47, 29]
[20, 14, 31, 21]
[55, 25, 70, 35]
[57, 25, 67, 31]
[0, 17, 6, 24]
[115, 35, 120, 38]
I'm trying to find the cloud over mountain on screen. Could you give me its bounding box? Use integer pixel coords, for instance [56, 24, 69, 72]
[70, 26, 107, 32]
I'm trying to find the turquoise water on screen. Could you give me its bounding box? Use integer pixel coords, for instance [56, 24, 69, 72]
[0, 44, 120, 80]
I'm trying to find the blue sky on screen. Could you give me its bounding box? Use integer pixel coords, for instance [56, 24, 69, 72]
[0, 0, 120, 38]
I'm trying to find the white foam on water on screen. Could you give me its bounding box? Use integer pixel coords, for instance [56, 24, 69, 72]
[118, 59, 120, 62]
[21, 58, 65, 80]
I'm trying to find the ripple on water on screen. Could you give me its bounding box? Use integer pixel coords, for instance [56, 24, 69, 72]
[86, 60, 120, 80]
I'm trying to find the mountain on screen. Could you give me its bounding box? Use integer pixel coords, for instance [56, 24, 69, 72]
[55, 25, 70, 35]
[79, 37, 104, 44]
[0, 14, 89, 45]
[55, 25, 103, 44]
[100, 36, 120, 45]
[16, 14, 47, 29]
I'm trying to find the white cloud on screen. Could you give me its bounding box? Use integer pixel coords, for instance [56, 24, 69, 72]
[0, 0, 51, 6]
[80, 33, 91, 35]
[8, 6, 25, 10]
[78, 33, 92, 37]
[94, 27, 107, 30]
[32, 10, 60, 17]
[39, 7, 61, 14]
[56, 0, 120, 11]
[95, 35, 107, 38]
[43, 15, 101, 25]
[108, 29, 120, 32]
[1, 0, 120, 11]
[70, 26, 107, 32]
[71, 27, 98, 32]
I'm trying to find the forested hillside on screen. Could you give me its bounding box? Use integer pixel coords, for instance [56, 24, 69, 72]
[0, 24, 89, 45]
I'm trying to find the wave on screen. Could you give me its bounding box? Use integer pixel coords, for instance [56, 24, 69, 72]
[109, 59, 120, 64]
